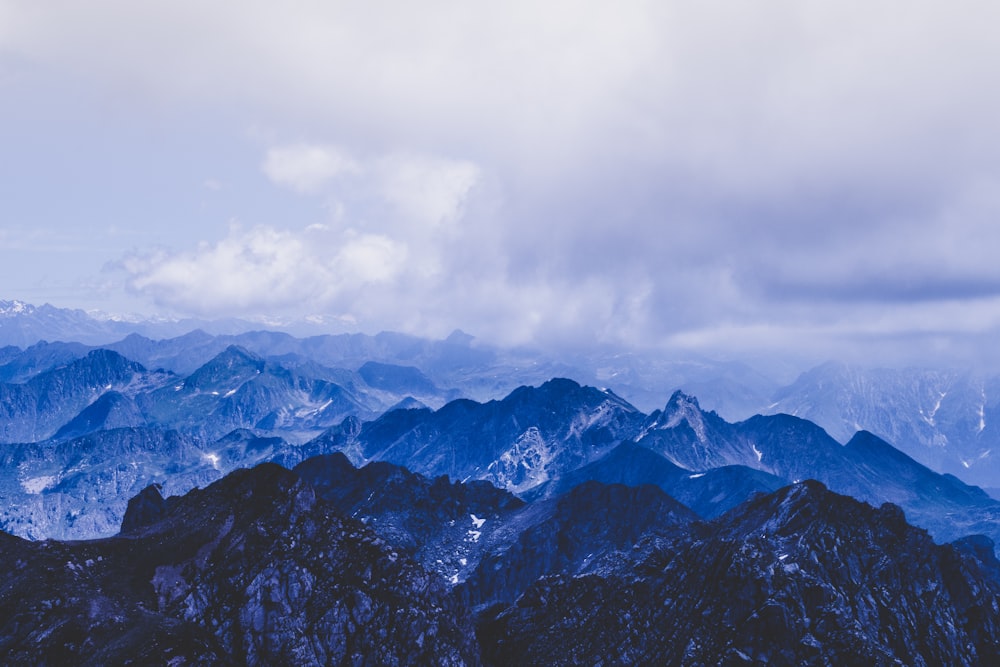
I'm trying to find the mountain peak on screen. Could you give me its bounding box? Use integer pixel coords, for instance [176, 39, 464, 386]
[0, 300, 35, 316]
[724, 479, 913, 542]
[445, 329, 474, 346]
[661, 390, 708, 438]
[666, 389, 700, 408]
[185, 345, 265, 391]
[220, 344, 262, 361]
[53, 390, 145, 440]
[845, 429, 892, 449]
[119, 483, 168, 535]
[539, 377, 583, 393]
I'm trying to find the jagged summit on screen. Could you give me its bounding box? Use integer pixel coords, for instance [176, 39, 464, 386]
[356, 377, 644, 494]
[481, 479, 1000, 666]
[4, 449, 1000, 665]
[716, 478, 910, 539]
[666, 388, 701, 409]
[0, 461, 481, 665]
[0, 299, 36, 315]
[119, 482, 168, 534]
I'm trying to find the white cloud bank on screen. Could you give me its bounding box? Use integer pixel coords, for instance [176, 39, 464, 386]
[124, 224, 408, 316]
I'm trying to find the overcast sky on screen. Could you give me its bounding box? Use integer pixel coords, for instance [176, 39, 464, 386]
[3, 2, 1000, 366]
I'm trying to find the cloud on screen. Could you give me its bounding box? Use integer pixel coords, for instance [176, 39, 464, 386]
[123, 225, 406, 316]
[9, 2, 1000, 365]
[374, 153, 481, 228]
[261, 142, 482, 230]
[261, 144, 361, 194]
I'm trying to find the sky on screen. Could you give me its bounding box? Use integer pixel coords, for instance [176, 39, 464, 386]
[3, 2, 1000, 367]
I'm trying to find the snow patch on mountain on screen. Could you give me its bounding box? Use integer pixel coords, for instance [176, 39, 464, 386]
[203, 452, 221, 471]
[0, 300, 33, 315]
[21, 475, 57, 494]
[920, 391, 947, 427]
[979, 387, 987, 434]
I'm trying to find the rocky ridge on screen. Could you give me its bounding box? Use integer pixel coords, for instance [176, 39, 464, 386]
[0, 463, 480, 665]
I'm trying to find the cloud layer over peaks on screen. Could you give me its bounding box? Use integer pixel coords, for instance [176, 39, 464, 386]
[5, 2, 1000, 364]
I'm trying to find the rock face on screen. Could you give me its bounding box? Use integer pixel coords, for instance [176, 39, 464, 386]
[479, 481, 1000, 666]
[0, 375, 645, 541]
[136, 345, 385, 440]
[293, 453, 695, 609]
[636, 391, 1000, 545]
[351, 378, 645, 492]
[0, 427, 224, 540]
[0, 349, 165, 443]
[765, 362, 1000, 487]
[3, 458, 1000, 665]
[6, 372, 1000, 562]
[0, 463, 481, 666]
[294, 453, 525, 584]
[457, 480, 697, 610]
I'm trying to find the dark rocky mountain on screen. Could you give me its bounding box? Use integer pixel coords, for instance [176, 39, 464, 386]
[524, 441, 691, 500]
[664, 464, 790, 518]
[2, 357, 998, 561]
[457, 481, 696, 611]
[480, 481, 1000, 666]
[0, 422, 374, 541]
[0, 463, 480, 665]
[637, 391, 1000, 545]
[293, 453, 695, 609]
[348, 378, 646, 493]
[6, 368, 999, 551]
[4, 455, 1000, 664]
[294, 453, 525, 585]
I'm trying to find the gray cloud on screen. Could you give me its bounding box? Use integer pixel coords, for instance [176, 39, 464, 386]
[4, 2, 1000, 364]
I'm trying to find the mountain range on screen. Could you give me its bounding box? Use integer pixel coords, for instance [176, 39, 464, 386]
[7, 300, 1000, 490]
[4, 300, 1000, 662]
[1, 339, 999, 554]
[3, 454, 998, 665]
